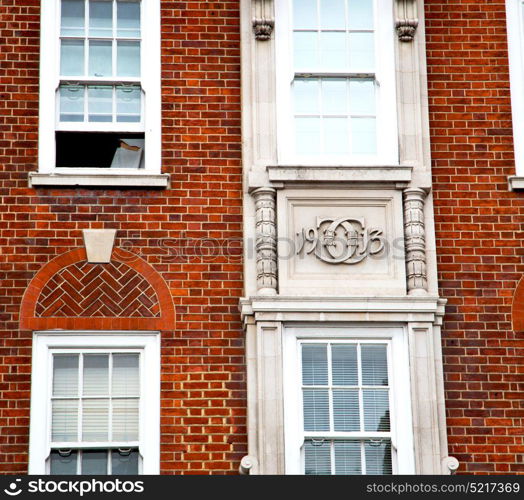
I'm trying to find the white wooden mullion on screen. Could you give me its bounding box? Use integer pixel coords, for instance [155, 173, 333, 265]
[84, 85, 89, 124]
[78, 353, 84, 444]
[109, 353, 114, 442]
[358, 343, 366, 474]
[357, 343, 364, 432]
[347, 77, 352, 154]
[84, 0, 89, 77]
[112, 0, 117, 78]
[112, 85, 117, 122]
[50, 440, 140, 449]
[304, 431, 390, 440]
[330, 440, 335, 475]
[361, 440, 366, 475]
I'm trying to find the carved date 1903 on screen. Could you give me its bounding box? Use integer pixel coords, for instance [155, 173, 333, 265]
[296, 217, 385, 265]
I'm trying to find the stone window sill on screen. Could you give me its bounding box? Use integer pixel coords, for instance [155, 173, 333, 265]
[265, 165, 413, 186]
[508, 176, 524, 191]
[29, 172, 170, 188]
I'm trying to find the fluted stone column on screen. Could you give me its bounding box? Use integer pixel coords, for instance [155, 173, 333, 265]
[404, 188, 428, 295]
[253, 187, 277, 296]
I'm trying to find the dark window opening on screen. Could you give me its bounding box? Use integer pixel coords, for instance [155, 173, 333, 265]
[56, 132, 145, 169]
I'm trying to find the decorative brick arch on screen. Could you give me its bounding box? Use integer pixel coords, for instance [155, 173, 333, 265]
[20, 248, 175, 331]
[512, 276, 524, 332]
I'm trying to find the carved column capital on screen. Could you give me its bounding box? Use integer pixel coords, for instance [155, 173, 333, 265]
[395, 0, 418, 42]
[404, 188, 428, 295]
[253, 187, 278, 296]
[396, 19, 419, 42]
[252, 0, 274, 41]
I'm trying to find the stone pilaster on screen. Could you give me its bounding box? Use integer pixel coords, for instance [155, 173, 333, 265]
[253, 187, 277, 295]
[404, 188, 428, 295]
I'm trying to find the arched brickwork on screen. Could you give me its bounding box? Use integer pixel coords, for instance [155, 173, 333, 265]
[20, 248, 175, 331]
[512, 276, 524, 332]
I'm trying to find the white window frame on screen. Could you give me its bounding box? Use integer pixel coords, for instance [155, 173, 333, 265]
[275, 0, 399, 166]
[28, 331, 160, 475]
[283, 325, 415, 475]
[506, 0, 524, 176]
[38, 0, 161, 176]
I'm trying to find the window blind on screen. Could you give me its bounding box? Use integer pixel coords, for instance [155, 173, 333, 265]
[51, 352, 140, 444]
[301, 342, 392, 475]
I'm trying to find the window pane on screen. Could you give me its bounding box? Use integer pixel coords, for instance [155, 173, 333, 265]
[117, 1, 141, 37]
[83, 355, 109, 396]
[61, 0, 85, 36]
[296, 117, 321, 155]
[82, 450, 108, 475]
[304, 440, 331, 475]
[350, 79, 375, 115]
[331, 344, 358, 386]
[348, 0, 374, 30]
[324, 117, 349, 154]
[294, 79, 319, 115]
[349, 32, 374, 71]
[89, 0, 113, 37]
[61, 40, 85, 76]
[302, 344, 328, 385]
[365, 440, 392, 474]
[320, 32, 347, 71]
[322, 79, 348, 115]
[89, 40, 112, 77]
[88, 86, 113, 122]
[112, 399, 139, 441]
[320, 0, 346, 30]
[52, 400, 78, 442]
[333, 389, 359, 431]
[293, 0, 318, 29]
[82, 399, 109, 441]
[294, 32, 318, 70]
[363, 389, 390, 432]
[53, 355, 79, 397]
[361, 345, 388, 385]
[351, 117, 376, 154]
[50, 450, 78, 475]
[60, 85, 85, 122]
[112, 354, 140, 396]
[334, 440, 362, 475]
[111, 450, 139, 475]
[116, 86, 142, 122]
[303, 389, 330, 431]
[117, 41, 140, 77]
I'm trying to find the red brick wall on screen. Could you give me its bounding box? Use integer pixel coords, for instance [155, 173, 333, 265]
[425, 0, 524, 474]
[0, 0, 246, 474]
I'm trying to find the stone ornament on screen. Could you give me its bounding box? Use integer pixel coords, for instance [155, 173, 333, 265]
[404, 188, 428, 295]
[252, 0, 274, 40]
[296, 216, 385, 265]
[253, 187, 278, 295]
[83, 229, 117, 263]
[396, 19, 418, 42]
[396, 0, 418, 42]
[253, 19, 274, 41]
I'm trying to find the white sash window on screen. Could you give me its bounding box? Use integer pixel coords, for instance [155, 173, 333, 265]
[38, 0, 161, 174]
[29, 333, 160, 475]
[276, 0, 398, 165]
[283, 327, 415, 475]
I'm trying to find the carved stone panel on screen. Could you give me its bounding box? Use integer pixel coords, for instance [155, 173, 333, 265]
[277, 189, 406, 296]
